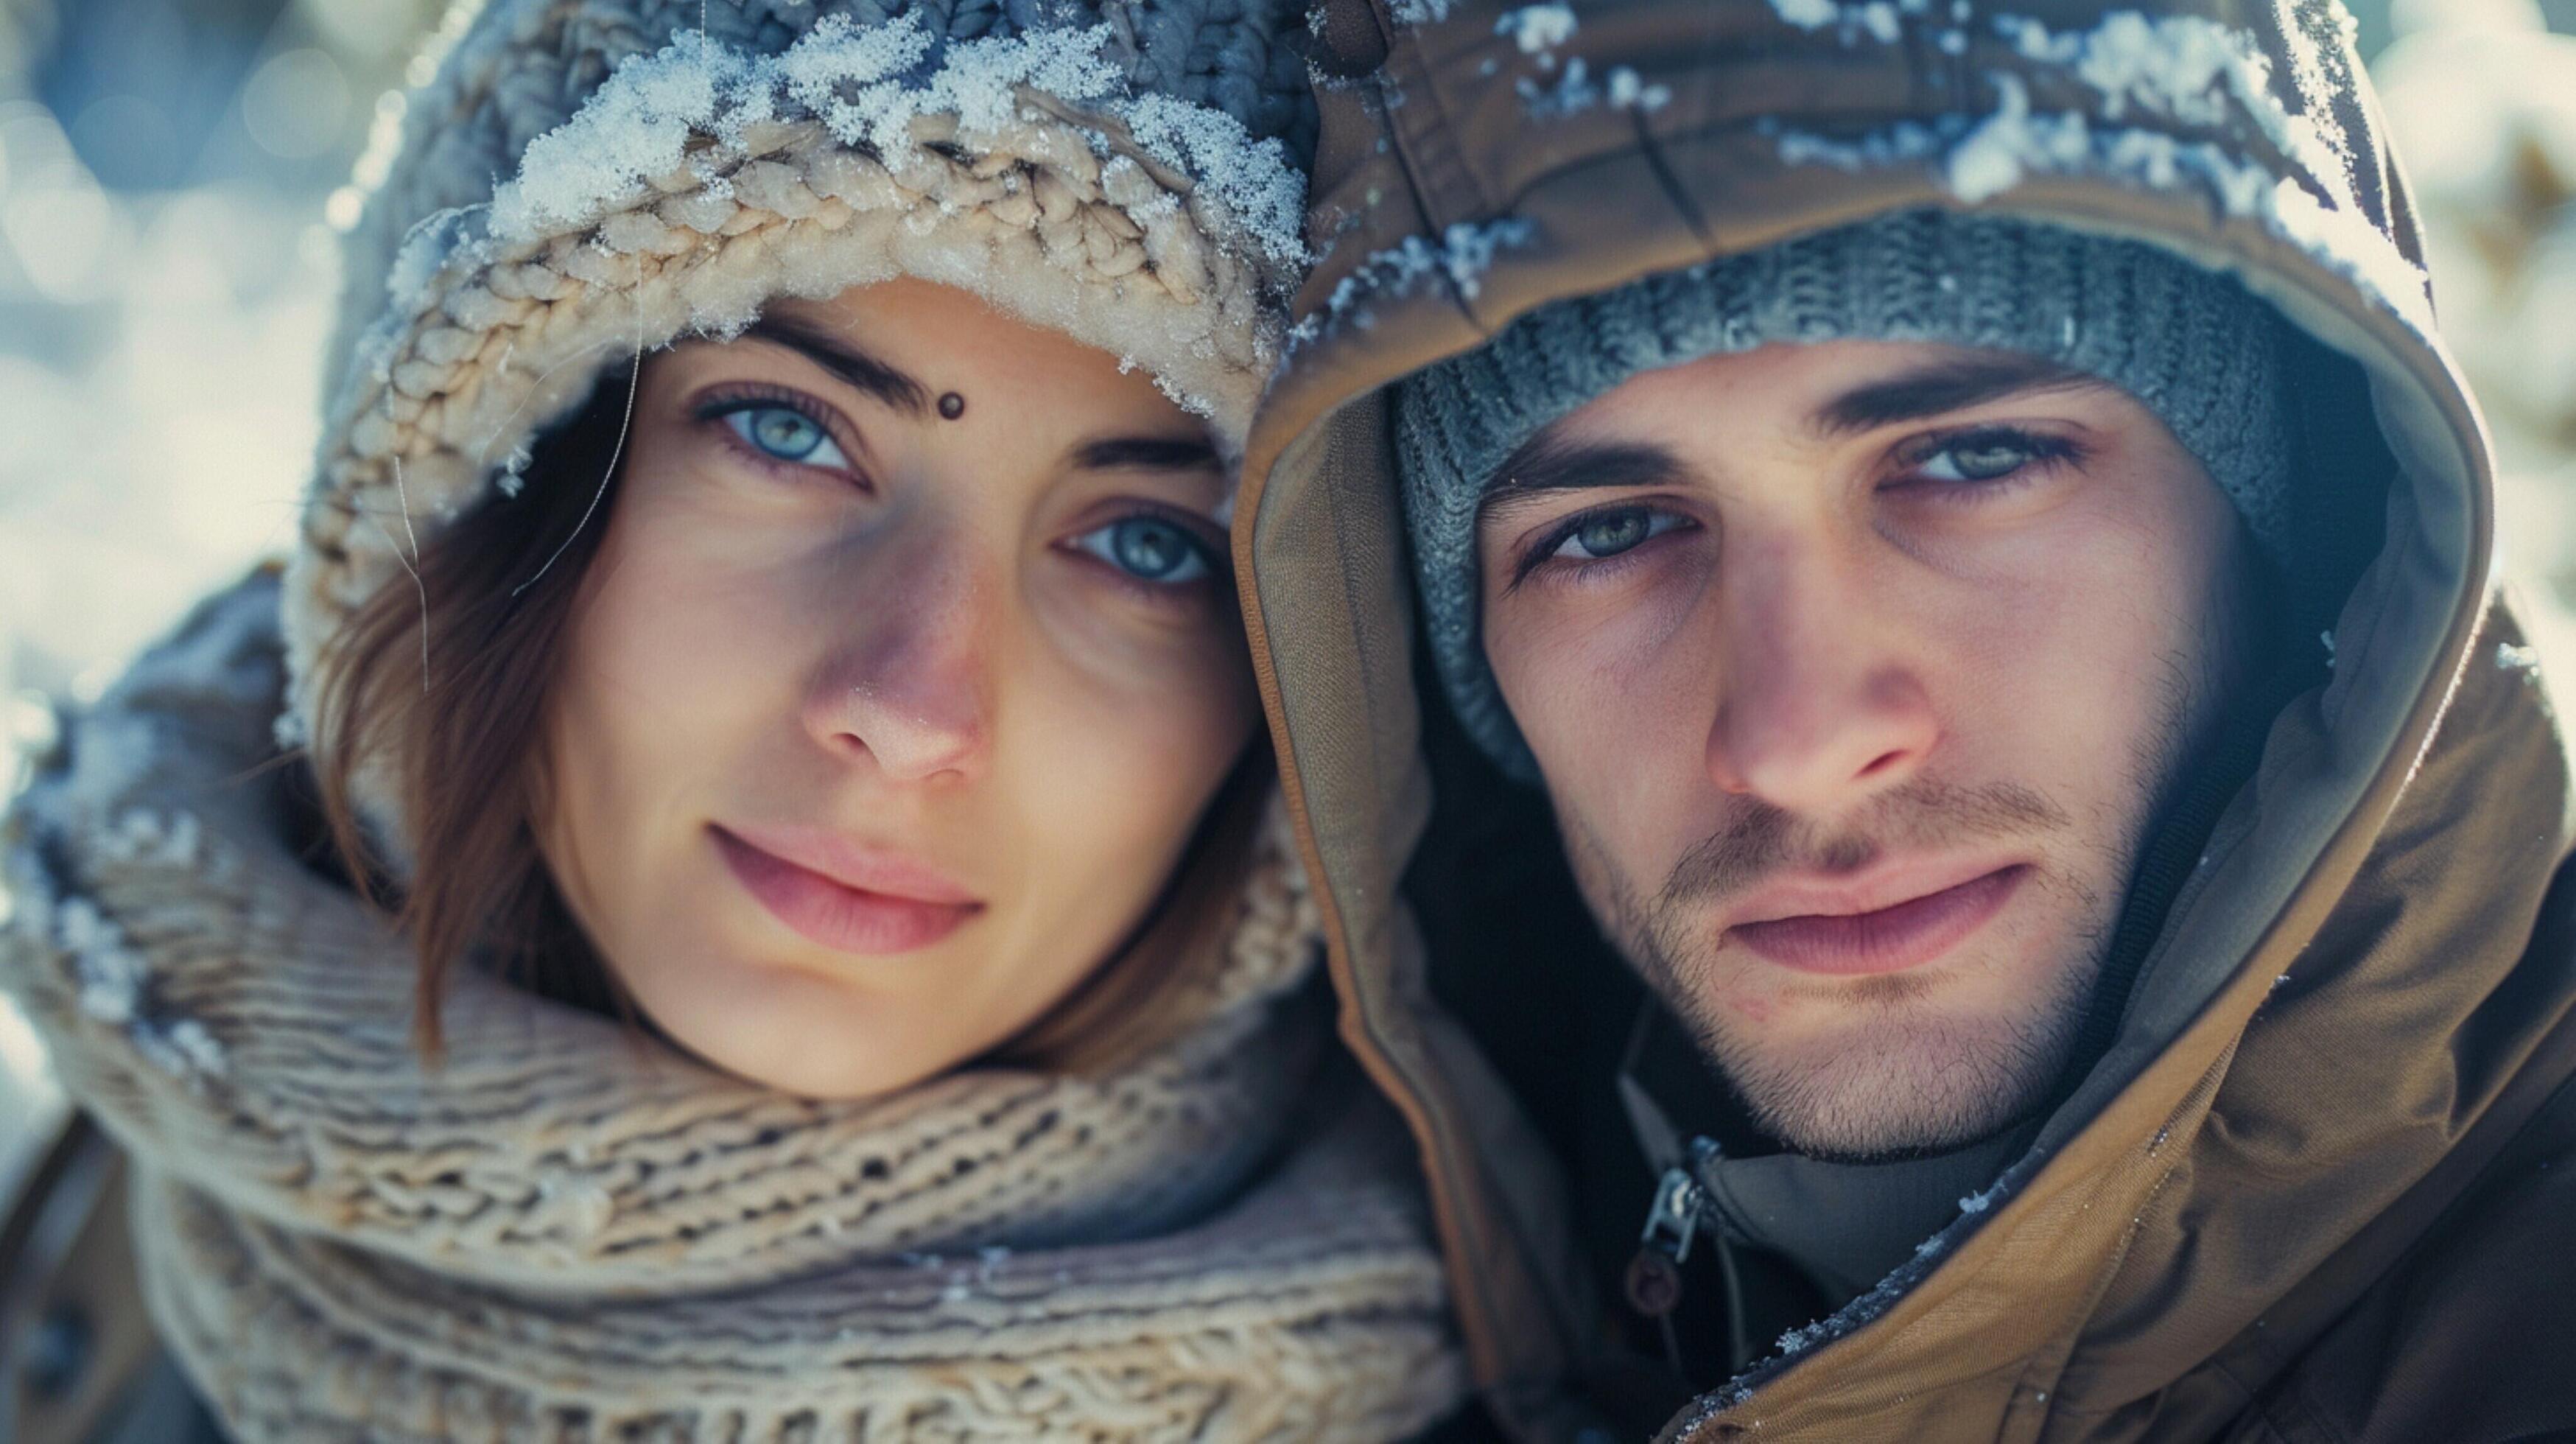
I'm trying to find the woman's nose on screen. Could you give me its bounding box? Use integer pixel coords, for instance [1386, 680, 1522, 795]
[801, 539, 996, 785]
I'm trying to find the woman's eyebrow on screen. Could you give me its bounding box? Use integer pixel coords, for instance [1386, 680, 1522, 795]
[1809, 354, 2105, 440]
[737, 316, 932, 418]
[1067, 435, 1223, 473]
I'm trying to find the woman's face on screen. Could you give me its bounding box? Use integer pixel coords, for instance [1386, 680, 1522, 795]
[537, 278, 1260, 1098]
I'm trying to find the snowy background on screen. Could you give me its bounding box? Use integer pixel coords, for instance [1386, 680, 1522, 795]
[4, 0, 2576, 1188]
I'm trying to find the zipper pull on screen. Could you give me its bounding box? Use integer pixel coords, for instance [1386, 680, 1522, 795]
[1624, 1163, 1705, 1317]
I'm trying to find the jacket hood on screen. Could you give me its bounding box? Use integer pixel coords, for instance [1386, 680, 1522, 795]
[1238, 1, 2576, 1437]
[287, 0, 1316, 860]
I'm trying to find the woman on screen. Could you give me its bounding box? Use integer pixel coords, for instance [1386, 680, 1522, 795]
[0, 1, 1465, 1438]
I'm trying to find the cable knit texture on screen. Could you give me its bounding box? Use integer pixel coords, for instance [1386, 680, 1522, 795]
[1394, 209, 2298, 778]
[288, 0, 1318, 858]
[0, 573, 1467, 1440]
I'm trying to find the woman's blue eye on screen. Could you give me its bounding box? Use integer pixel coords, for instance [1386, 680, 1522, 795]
[1549, 507, 1684, 561]
[1075, 516, 1215, 584]
[723, 405, 850, 469]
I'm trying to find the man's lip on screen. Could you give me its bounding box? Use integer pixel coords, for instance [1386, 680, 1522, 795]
[1727, 863, 2029, 978]
[712, 823, 981, 905]
[1727, 856, 2026, 928]
[711, 825, 984, 957]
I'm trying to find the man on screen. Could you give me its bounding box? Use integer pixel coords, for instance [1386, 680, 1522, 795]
[1238, 0, 2576, 1439]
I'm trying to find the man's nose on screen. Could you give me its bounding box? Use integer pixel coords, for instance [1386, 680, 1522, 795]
[1705, 540, 1936, 815]
[801, 533, 996, 785]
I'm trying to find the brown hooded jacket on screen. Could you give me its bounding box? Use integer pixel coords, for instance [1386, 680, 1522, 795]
[1235, 1, 2576, 1439]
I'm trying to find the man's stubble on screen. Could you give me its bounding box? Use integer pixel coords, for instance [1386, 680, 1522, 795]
[1557, 635, 2222, 1163]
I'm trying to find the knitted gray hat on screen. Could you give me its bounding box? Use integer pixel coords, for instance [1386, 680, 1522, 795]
[290, 0, 1318, 862]
[1395, 209, 2297, 779]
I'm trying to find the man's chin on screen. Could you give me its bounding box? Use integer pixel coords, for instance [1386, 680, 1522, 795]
[1696, 1004, 2076, 1163]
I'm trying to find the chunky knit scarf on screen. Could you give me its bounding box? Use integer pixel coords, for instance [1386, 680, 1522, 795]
[0, 575, 1467, 1440]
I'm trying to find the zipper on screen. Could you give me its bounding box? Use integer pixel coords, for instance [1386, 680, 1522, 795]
[1626, 1158, 1706, 1317]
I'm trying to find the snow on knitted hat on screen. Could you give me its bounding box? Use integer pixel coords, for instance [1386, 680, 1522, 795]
[287, 0, 1316, 857]
[1394, 209, 2298, 779]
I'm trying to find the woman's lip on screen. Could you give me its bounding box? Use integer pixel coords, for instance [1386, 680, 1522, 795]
[1729, 865, 2028, 978]
[711, 826, 983, 956]
[714, 823, 980, 904]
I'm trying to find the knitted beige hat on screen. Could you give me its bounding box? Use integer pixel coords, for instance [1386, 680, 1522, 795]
[282, 0, 1316, 820]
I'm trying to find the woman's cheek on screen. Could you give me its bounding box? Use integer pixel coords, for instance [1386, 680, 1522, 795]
[543, 478, 806, 939]
[572, 502, 779, 759]
[1022, 628, 1255, 914]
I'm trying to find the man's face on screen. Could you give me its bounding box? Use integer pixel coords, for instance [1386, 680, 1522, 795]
[1475, 340, 2254, 1161]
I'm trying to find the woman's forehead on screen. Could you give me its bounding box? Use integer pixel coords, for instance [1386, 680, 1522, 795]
[732, 283, 1208, 429]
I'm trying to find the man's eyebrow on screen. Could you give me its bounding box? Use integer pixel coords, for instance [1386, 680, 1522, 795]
[1478, 424, 1694, 521]
[1067, 435, 1223, 474]
[738, 315, 931, 418]
[1810, 354, 2105, 440]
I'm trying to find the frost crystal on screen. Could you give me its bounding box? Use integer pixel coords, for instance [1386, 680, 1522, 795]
[483, 16, 1307, 273]
[1695, 1149, 2038, 1411]
[1518, 57, 1599, 119]
[97, 808, 200, 869]
[1945, 75, 2086, 201]
[1770, 0, 1915, 40]
[385, 206, 482, 310]
[497, 443, 533, 500]
[2499, 640, 2541, 673]
[58, 898, 144, 1028]
[1777, 113, 1960, 173]
[1126, 94, 1308, 265]
[1607, 66, 1674, 111]
[54, 897, 226, 1083]
[1498, 4, 1577, 56]
[1288, 219, 1538, 354]
[1775, 1319, 1832, 1355]
[495, 31, 759, 242]
[1433, 219, 1534, 298]
[1771, 10, 2433, 337]
[152, 1020, 228, 1081]
[1995, 12, 2270, 130]
[531, 1171, 617, 1236]
[496, 15, 1124, 240]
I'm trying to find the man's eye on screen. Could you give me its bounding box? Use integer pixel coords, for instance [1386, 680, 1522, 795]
[1073, 516, 1215, 584]
[723, 404, 850, 469]
[1916, 432, 2043, 483]
[1550, 507, 1682, 561]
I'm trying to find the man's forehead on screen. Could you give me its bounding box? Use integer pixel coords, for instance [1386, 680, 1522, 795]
[1556, 340, 2103, 445]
